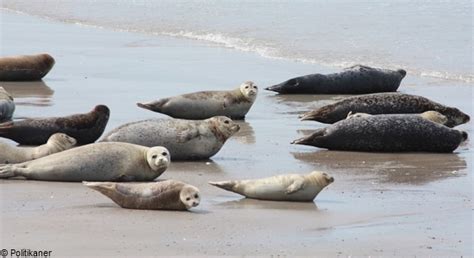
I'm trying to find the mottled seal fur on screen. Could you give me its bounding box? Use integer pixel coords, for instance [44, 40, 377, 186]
[346, 110, 448, 125]
[0, 53, 55, 81]
[265, 65, 406, 94]
[0, 87, 15, 121]
[300, 92, 470, 127]
[0, 142, 170, 182]
[209, 171, 334, 202]
[0, 105, 110, 145]
[84, 180, 200, 210]
[0, 133, 76, 164]
[101, 116, 240, 160]
[137, 81, 258, 120]
[292, 115, 468, 153]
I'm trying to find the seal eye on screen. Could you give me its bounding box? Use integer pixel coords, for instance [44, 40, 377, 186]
[224, 120, 230, 124]
[245, 86, 249, 89]
[161, 152, 168, 156]
[152, 154, 157, 159]
[253, 86, 258, 89]
[186, 197, 191, 201]
[194, 194, 199, 198]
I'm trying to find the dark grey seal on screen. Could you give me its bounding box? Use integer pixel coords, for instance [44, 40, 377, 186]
[300, 92, 470, 128]
[0, 105, 110, 145]
[292, 115, 468, 153]
[265, 65, 406, 94]
[0, 53, 55, 81]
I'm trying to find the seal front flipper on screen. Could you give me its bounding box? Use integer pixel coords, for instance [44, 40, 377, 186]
[113, 174, 137, 182]
[285, 178, 305, 194]
[176, 127, 200, 143]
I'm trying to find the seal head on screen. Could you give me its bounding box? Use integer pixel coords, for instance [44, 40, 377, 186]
[207, 116, 240, 143]
[146, 147, 171, 172]
[239, 81, 258, 101]
[179, 185, 201, 209]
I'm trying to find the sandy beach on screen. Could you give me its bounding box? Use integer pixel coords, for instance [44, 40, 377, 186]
[0, 10, 472, 256]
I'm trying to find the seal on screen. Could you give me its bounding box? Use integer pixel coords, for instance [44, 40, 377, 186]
[0, 142, 170, 182]
[265, 65, 406, 94]
[346, 110, 448, 125]
[0, 53, 55, 81]
[0, 133, 76, 164]
[299, 92, 470, 127]
[0, 87, 15, 122]
[209, 171, 334, 202]
[137, 81, 258, 120]
[84, 180, 200, 210]
[101, 116, 240, 160]
[292, 115, 468, 153]
[0, 104, 110, 145]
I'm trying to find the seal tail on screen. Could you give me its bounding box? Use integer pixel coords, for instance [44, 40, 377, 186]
[291, 128, 326, 146]
[209, 181, 238, 193]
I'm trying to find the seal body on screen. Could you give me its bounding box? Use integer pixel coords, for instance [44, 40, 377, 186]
[346, 111, 448, 125]
[101, 116, 240, 160]
[0, 53, 55, 81]
[265, 65, 406, 94]
[0, 133, 76, 164]
[0, 87, 15, 122]
[209, 171, 334, 202]
[0, 105, 110, 145]
[300, 92, 470, 127]
[137, 81, 258, 120]
[292, 115, 468, 153]
[84, 180, 200, 210]
[0, 142, 170, 181]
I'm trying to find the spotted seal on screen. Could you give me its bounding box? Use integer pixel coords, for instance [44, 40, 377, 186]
[346, 110, 448, 125]
[265, 65, 406, 94]
[137, 81, 258, 120]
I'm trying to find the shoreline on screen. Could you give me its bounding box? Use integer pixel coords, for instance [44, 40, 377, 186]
[0, 11, 473, 256]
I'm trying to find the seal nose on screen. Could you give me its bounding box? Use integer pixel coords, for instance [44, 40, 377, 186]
[192, 201, 199, 207]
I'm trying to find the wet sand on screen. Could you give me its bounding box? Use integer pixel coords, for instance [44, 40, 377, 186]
[0, 12, 472, 256]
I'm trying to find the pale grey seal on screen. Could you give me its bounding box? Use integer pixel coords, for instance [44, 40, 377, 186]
[292, 115, 468, 153]
[0, 53, 55, 81]
[0, 105, 110, 145]
[101, 116, 240, 160]
[137, 81, 258, 120]
[209, 171, 334, 202]
[0, 142, 170, 182]
[265, 65, 406, 94]
[346, 110, 448, 125]
[0, 87, 15, 121]
[300, 92, 470, 127]
[84, 180, 200, 210]
[0, 133, 76, 164]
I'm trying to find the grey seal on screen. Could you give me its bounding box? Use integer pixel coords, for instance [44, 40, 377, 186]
[0, 105, 110, 145]
[101, 116, 240, 160]
[209, 171, 334, 202]
[137, 81, 258, 120]
[0, 142, 170, 182]
[265, 65, 406, 94]
[292, 115, 468, 153]
[0, 87, 15, 121]
[0, 53, 55, 81]
[300, 92, 470, 127]
[84, 180, 200, 210]
[0, 133, 76, 164]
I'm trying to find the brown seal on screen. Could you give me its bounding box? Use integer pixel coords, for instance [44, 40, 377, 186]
[0, 53, 55, 81]
[0, 105, 110, 145]
[84, 180, 200, 210]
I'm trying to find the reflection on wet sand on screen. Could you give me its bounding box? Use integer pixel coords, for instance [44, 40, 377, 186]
[168, 160, 225, 174]
[216, 197, 318, 211]
[292, 150, 467, 185]
[232, 121, 255, 144]
[1, 81, 54, 106]
[267, 94, 348, 116]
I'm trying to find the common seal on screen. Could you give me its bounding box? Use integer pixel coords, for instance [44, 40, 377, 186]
[299, 92, 470, 127]
[265, 65, 406, 94]
[0, 87, 15, 121]
[137, 81, 258, 120]
[84, 180, 200, 210]
[0, 142, 170, 182]
[0, 53, 55, 81]
[209, 171, 334, 202]
[0, 133, 76, 164]
[101, 116, 240, 160]
[0, 105, 110, 145]
[346, 110, 448, 125]
[292, 115, 468, 153]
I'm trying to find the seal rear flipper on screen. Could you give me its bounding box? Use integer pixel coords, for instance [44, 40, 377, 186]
[291, 128, 326, 147]
[136, 98, 169, 113]
[0, 121, 14, 136]
[83, 181, 116, 195]
[209, 181, 239, 194]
